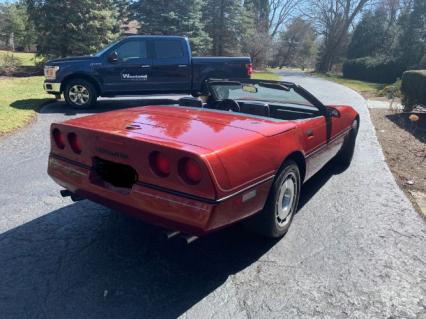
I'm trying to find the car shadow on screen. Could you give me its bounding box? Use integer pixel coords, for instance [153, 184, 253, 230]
[0, 159, 347, 318]
[11, 96, 183, 116]
[298, 161, 349, 211]
[0, 200, 278, 318]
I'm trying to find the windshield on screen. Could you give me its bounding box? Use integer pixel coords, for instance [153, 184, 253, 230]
[94, 40, 120, 57]
[210, 82, 315, 107]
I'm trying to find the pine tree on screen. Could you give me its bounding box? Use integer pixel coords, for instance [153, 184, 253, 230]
[240, 0, 271, 67]
[202, 0, 244, 56]
[0, 2, 36, 51]
[347, 8, 390, 59]
[395, 0, 426, 68]
[25, 0, 120, 58]
[131, 0, 211, 55]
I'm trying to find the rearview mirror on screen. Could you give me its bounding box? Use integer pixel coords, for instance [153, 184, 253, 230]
[242, 84, 258, 93]
[107, 51, 118, 63]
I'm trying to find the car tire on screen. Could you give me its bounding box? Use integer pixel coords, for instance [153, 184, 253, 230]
[334, 118, 359, 167]
[247, 160, 301, 238]
[64, 79, 97, 109]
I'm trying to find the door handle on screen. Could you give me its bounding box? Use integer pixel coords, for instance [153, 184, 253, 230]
[141, 65, 151, 68]
[178, 64, 188, 68]
[305, 129, 314, 138]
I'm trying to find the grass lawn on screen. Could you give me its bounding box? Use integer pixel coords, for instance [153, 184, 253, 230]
[314, 73, 385, 96]
[251, 71, 281, 81]
[0, 76, 53, 135]
[0, 50, 41, 66]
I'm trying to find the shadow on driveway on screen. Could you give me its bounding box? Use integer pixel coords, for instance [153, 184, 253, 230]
[11, 96, 182, 117]
[0, 160, 346, 318]
[386, 112, 426, 144]
[0, 202, 277, 318]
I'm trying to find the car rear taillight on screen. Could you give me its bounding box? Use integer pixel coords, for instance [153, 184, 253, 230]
[246, 63, 253, 76]
[149, 151, 171, 177]
[68, 133, 82, 154]
[179, 158, 202, 185]
[52, 128, 65, 149]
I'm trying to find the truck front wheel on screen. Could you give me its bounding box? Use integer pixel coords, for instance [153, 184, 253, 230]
[64, 79, 97, 109]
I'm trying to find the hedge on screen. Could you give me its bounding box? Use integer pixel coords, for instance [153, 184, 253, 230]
[342, 56, 405, 84]
[401, 70, 426, 112]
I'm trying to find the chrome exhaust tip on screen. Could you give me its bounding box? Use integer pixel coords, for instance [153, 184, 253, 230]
[182, 234, 199, 244]
[164, 230, 181, 240]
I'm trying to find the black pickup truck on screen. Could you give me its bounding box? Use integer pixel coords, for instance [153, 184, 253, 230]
[43, 35, 252, 108]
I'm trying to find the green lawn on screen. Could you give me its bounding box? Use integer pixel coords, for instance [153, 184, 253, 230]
[0, 76, 53, 135]
[251, 71, 281, 81]
[0, 50, 41, 66]
[314, 73, 385, 95]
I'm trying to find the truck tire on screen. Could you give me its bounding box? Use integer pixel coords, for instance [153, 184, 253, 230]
[246, 160, 301, 238]
[334, 118, 359, 167]
[64, 79, 97, 109]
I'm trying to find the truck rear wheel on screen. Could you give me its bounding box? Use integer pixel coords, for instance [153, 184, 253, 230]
[64, 79, 97, 109]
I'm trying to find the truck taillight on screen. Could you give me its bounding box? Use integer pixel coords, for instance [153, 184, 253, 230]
[68, 133, 82, 154]
[52, 128, 65, 149]
[246, 63, 253, 76]
[179, 158, 202, 185]
[150, 151, 171, 177]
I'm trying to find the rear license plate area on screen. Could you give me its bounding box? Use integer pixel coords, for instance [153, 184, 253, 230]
[90, 157, 138, 193]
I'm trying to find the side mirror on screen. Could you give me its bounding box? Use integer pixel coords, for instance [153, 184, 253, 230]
[107, 51, 118, 63]
[328, 107, 340, 118]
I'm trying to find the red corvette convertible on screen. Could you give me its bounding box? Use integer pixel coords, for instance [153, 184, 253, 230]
[48, 79, 359, 238]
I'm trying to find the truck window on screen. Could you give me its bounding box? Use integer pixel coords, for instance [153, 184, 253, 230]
[116, 40, 147, 62]
[154, 40, 184, 59]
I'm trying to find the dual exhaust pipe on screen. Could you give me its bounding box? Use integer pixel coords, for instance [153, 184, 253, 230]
[60, 189, 199, 245]
[164, 229, 199, 244]
[60, 189, 84, 202]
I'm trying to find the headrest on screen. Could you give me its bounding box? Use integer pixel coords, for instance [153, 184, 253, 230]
[178, 97, 203, 108]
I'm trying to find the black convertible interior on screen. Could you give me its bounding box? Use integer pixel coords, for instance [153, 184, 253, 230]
[178, 79, 324, 121]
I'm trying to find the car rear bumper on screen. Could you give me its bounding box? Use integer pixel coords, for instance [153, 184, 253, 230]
[44, 82, 61, 94]
[48, 154, 273, 235]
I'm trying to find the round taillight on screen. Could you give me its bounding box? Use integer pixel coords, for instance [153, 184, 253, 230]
[52, 128, 65, 149]
[179, 158, 202, 185]
[67, 133, 82, 154]
[149, 151, 171, 177]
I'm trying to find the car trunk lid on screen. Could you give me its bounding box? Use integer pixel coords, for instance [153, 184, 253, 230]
[64, 105, 295, 152]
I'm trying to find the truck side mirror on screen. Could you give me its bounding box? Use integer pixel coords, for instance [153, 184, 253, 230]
[107, 51, 118, 63]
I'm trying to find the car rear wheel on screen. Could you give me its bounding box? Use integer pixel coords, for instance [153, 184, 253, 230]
[247, 160, 301, 238]
[334, 118, 359, 167]
[64, 79, 97, 109]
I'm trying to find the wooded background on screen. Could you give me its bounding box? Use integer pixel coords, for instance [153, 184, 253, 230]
[0, 0, 425, 82]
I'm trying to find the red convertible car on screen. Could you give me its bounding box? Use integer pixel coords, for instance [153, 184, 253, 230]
[48, 79, 359, 238]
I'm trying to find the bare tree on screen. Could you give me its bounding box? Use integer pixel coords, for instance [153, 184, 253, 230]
[243, 0, 300, 67]
[305, 0, 372, 72]
[268, 0, 300, 37]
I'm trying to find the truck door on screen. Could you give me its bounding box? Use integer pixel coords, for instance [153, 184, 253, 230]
[151, 39, 191, 92]
[99, 38, 154, 93]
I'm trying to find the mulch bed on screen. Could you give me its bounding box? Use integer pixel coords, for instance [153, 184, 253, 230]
[370, 109, 426, 214]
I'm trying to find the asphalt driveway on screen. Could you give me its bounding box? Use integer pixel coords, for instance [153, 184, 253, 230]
[0, 74, 424, 319]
